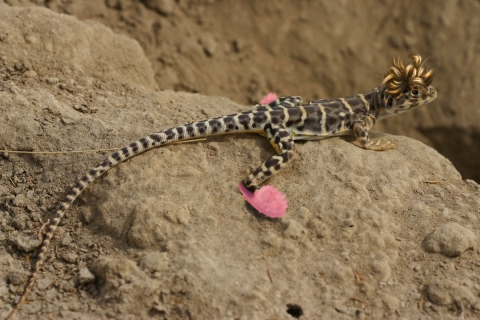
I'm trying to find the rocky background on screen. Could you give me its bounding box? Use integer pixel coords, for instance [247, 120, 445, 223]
[0, 1, 479, 319]
[3, 0, 478, 182]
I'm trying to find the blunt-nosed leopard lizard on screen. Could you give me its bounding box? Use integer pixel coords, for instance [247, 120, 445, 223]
[6, 54, 436, 319]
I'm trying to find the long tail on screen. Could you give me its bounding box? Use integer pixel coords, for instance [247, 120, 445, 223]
[6, 115, 242, 319]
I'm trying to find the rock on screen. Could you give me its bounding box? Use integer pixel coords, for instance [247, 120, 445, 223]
[423, 223, 476, 257]
[139, 251, 169, 273]
[10, 233, 42, 252]
[0, 5, 158, 92]
[1, 2, 480, 319]
[370, 260, 391, 282]
[23, 70, 37, 77]
[11, 213, 28, 230]
[76, 267, 95, 285]
[61, 252, 78, 263]
[142, 0, 174, 15]
[307, 219, 330, 239]
[61, 232, 73, 246]
[90, 257, 162, 316]
[12, 194, 26, 207]
[61, 280, 76, 292]
[282, 219, 305, 239]
[7, 270, 29, 286]
[427, 280, 478, 307]
[382, 295, 400, 313]
[91, 257, 140, 289]
[45, 77, 59, 84]
[199, 33, 217, 56]
[0, 283, 9, 297]
[127, 199, 170, 249]
[36, 276, 54, 290]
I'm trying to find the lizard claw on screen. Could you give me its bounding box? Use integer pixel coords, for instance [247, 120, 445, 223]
[364, 140, 396, 151]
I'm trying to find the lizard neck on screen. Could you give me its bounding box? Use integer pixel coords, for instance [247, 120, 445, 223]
[362, 86, 387, 121]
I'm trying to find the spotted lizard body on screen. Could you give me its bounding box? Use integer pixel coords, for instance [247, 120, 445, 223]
[6, 54, 436, 319]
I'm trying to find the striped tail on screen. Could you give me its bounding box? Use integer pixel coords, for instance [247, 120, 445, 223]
[6, 116, 243, 319]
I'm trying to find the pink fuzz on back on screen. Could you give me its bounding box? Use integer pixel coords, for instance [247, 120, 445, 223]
[238, 182, 287, 218]
[260, 93, 278, 105]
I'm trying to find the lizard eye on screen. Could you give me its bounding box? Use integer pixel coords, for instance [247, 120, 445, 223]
[411, 89, 419, 96]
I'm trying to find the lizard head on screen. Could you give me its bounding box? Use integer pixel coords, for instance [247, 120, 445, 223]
[379, 54, 437, 118]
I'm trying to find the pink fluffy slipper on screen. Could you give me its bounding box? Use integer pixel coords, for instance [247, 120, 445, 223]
[260, 93, 278, 105]
[238, 182, 287, 218]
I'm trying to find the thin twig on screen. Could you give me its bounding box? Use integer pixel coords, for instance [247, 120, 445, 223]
[0, 138, 207, 155]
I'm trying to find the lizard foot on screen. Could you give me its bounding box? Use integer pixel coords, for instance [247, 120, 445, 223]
[363, 140, 397, 151]
[238, 182, 287, 218]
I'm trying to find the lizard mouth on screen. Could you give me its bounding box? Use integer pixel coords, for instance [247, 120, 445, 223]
[428, 86, 438, 100]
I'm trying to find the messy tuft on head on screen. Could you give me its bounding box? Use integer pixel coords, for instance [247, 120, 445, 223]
[382, 54, 434, 96]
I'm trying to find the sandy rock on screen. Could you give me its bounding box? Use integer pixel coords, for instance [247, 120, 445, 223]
[127, 198, 172, 249]
[10, 233, 42, 252]
[139, 251, 169, 274]
[0, 284, 9, 300]
[36, 276, 54, 290]
[423, 223, 476, 257]
[12, 194, 26, 207]
[0, 5, 157, 93]
[61, 280, 76, 292]
[282, 219, 305, 239]
[76, 267, 96, 286]
[427, 280, 479, 308]
[45, 77, 59, 85]
[60, 232, 74, 247]
[60, 251, 78, 263]
[1, 2, 480, 320]
[142, 0, 175, 15]
[7, 271, 29, 286]
[307, 218, 330, 239]
[381, 295, 400, 313]
[91, 257, 140, 288]
[90, 257, 162, 317]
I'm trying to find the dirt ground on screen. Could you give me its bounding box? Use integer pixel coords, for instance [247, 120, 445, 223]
[1, 1, 480, 319]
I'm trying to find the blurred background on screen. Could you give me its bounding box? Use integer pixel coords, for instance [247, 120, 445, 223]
[3, 0, 480, 182]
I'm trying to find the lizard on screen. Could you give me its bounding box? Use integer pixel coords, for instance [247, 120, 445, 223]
[5, 54, 436, 319]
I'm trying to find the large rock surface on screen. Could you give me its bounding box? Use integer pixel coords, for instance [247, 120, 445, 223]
[3, 0, 479, 182]
[1, 4, 480, 320]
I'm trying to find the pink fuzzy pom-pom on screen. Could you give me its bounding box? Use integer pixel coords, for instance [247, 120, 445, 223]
[260, 93, 278, 105]
[238, 182, 287, 218]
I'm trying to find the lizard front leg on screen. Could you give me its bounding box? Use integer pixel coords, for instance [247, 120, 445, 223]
[242, 124, 295, 192]
[353, 118, 396, 151]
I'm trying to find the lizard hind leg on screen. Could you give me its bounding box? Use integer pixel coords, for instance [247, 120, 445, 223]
[242, 125, 295, 192]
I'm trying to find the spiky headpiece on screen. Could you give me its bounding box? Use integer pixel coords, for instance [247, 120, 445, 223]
[382, 54, 434, 95]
